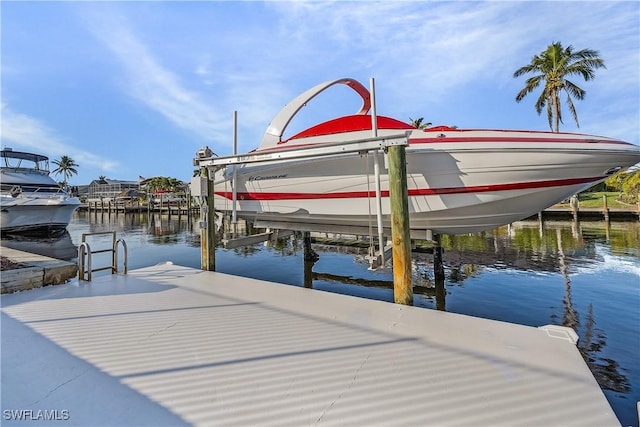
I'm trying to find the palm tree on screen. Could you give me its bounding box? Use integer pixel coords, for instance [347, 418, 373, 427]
[409, 117, 432, 129]
[513, 42, 605, 132]
[51, 155, 79, 185]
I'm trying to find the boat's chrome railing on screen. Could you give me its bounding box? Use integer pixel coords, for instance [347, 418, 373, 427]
[0, 184, 72, 199]
[78, 231, 128, 282]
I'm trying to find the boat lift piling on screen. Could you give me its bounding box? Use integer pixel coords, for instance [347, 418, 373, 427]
[387, 142, 413, 305]
[433, 234, 445, 285]
[194, 132, 414, 303]
[194, 161, 216, 271]
[303, 231, 319, 289]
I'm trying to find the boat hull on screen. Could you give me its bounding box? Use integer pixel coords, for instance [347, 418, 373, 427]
[0, 196, 80, 235]
[211, 140, 640, 235]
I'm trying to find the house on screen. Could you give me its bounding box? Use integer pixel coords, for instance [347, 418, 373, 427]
[87, 178, 141, 202]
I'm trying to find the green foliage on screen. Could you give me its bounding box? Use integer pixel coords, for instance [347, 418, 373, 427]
[595, 170, 639, 203]
[51, 155, 79, 184]
[514, 42, 605, 132]
[144, 176, 186, 194]
[620, 170, 640, 202]
[409, 117, 432, 129]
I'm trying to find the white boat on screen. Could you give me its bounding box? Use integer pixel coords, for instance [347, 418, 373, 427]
[152, 190, 185, 206]
[1, 148, 80, 235]
[198, 78, 640, 236]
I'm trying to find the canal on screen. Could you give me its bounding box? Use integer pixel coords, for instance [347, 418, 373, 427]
[2, 210, 638, 426]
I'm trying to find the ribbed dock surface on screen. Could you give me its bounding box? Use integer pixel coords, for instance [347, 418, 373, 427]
[1, 263, 619, 426]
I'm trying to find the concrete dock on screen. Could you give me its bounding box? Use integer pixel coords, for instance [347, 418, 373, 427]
[1, 247, 77, 294]
[1, 262, 619, 426]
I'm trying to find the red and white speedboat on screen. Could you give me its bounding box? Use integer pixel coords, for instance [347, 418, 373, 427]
[200, 78, 640, 236]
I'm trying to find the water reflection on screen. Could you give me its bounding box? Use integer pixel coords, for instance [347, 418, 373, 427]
[551, 227, 629, 393]
[413, 220, 639, 278]
[407, 220, 635, 398]
[578, 305, 630, 394]
[77, 210, 196, 242]
[0, 230, 77, 260]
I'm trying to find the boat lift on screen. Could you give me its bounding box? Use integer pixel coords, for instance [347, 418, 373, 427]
[196, 133, 409, 167]
[193, 132, 411, 269]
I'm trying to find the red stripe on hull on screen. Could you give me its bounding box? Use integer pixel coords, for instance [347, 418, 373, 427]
[215, 176, 602, 201]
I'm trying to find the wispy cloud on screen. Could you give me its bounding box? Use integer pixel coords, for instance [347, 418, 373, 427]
[267, 2, 527, 95]
[80, 5, 229, 146]
[1, 104, 119, 172]
[266, 1, 638, 143]
[71, 1, 638, 151]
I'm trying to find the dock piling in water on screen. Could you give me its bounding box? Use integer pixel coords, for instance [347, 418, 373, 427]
[200, 167, 216, 271]
[433, 234, 445, 285]
[388, 144, 412, 305]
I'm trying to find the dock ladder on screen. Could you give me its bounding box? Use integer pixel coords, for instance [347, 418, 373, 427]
[78, 231, 128, 281]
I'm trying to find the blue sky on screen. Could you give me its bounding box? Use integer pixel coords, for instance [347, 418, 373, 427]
[2, 1, 638, 185]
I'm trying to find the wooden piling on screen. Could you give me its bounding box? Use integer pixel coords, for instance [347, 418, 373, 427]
[537, 212, 544, 237]
[433, 234, 445, 285]
[201, 167, 216, 271]
[602, 194, 609, 221]
[387, 145, 412, 305]
[435, 263, 446, 312]
[303, 232, 318, 289]
[570, 195, 579, 222]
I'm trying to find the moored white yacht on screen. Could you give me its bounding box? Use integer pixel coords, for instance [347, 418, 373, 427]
[1, 148, 80, 235]
[195, 78, 640, 236]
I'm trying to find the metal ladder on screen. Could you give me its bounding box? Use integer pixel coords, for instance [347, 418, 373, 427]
[78, 231, 128, 281]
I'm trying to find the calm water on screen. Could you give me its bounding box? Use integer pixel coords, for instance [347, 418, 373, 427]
[3, 210, 639, 426]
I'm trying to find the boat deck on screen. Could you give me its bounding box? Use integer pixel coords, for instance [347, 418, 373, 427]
[1, 263, 620, 426]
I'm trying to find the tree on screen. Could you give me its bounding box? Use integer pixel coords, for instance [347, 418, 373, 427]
[513, 42, 605, 132]
[144, 176, 185, 194]
[620, 170, 640, 203]
[409, 117, 432, 129]
[51, 155, 79, 185]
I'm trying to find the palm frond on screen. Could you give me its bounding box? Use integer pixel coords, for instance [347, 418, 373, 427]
[565, 93, 579, 128]
[513, 41, 604, 131]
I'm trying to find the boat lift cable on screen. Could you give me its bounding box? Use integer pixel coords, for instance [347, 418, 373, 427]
[223, 178, 229, 239]
[370, 77, 385, 266]
[365, 152, 375, 259]
[232, 110, 238, 235]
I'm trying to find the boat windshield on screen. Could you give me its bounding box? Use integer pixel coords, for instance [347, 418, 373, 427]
[1, 150, 50, 174]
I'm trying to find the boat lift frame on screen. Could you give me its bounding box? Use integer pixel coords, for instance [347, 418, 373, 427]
[194, 132, 411, 268]
[195, 132, 410, 168]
